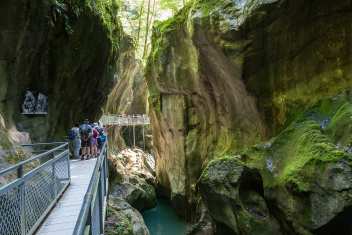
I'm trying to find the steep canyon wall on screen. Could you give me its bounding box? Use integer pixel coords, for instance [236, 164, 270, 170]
[146, 0, 352, 228]
[0, 0, 124, 144]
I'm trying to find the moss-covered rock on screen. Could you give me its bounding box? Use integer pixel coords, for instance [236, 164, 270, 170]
[105, 197, 149, 235]
[200, 96, 352, 234]
[199, 156, 282, 235]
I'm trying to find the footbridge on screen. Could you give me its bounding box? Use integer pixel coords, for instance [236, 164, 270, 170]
[101, 114, 150, 148]
[0, 142, 109, 235]
[100, 114, 150, 126]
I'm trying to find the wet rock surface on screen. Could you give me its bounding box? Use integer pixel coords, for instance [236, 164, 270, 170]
[106, 148, 156, 235]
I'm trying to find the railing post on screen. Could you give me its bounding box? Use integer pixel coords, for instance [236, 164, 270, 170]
[105, 146, 109, 197]
[87, 206, 93, 235]
[133, 124, 136, 148]
[18, 165, 26, 235]
[20, 183, 26, 235]
[98, 173, 104, 234]
[17, 165, 23, 178]
[52, 161, 57, 199]
[67, 145, 71, 180]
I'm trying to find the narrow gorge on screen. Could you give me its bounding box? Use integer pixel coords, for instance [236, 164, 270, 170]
[1, 0, 352, 235]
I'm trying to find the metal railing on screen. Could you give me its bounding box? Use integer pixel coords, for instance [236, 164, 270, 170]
[73, 142, 109, 235]
[100, 114, 150, 126]
[0, 142, 70, 235]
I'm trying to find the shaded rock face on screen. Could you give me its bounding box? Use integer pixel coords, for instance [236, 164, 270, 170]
[199, 158, 282, 235]
[199, 96, 352, 235]
[146, 0, 352, 220]
[241, 0, 352, 134]
[0, 0, 122, 142]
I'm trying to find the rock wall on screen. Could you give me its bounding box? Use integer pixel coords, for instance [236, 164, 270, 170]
[0, 0, 124, 143]
[200, 95, 352, 235]
[146, 0, 352, 223]
[104, 39, 149, 151]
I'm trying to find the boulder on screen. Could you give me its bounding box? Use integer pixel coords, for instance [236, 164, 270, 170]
[110, 177, 156, 211]
[199, 157, 282, 235]
[199, 97, 352, 234]
[105, 197, 150, 235]
[109, 149, 157, 211]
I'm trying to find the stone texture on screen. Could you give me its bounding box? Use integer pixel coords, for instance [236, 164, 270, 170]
[145, 0, 352, 233]
[109, 149, 157, 211]
[0, 0, 124, 142]
[105, 197, 150, 235]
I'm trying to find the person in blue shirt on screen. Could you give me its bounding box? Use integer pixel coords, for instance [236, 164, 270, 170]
[80, 119, 93, 160]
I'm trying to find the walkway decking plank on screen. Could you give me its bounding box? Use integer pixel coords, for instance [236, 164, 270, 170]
[36, 158, 97, 235]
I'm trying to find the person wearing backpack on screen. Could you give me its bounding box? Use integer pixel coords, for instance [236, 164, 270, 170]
[80, 119, 93, 160]
[97, 126, 107, 151]
[91, 124, 100, 158]
[69, 123, 81, 159]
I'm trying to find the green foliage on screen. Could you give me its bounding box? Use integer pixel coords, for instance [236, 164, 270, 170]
[159, 0, 182, 13]
[105, 206, 134, 235]
[201, 95, 352, 194]
[55, 0, 122, 51]
[326, 102, 352, 146]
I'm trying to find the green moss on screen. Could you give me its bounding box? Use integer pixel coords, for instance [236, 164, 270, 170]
[56, 0, 122, 52]
[105, 206, 133, 235]
[247, 119, 348, 193]
[201, 95, 352, 195]
[0, 130, 13, 151]
[326, 102, 352, 146]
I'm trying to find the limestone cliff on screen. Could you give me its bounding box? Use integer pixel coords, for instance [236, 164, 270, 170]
[0, 0, 124, 144]
[146, 0, 352, 225]
[104, 39, 149, 150]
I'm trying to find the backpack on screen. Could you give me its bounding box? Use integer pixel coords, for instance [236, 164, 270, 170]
[80, 124, 92, 136]
[92, 128, 99, 138]
[68, 129, 76, 140]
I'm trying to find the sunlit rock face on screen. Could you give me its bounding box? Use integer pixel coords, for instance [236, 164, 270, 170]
[104, 39, 150, 151]
[146, 0, 267, 218]
[146, 0, 352, 226]
[0, 0, 123, 142]
[106, 149, 155, 235]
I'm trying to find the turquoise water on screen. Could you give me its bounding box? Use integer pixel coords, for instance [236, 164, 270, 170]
[142, 199, 188, 235]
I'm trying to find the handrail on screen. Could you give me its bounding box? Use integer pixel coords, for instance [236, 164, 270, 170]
[73, 142, 109, 235]
[0, 142, 70, 235]
[0, 142, 68, 177]
[21, 142, 67, 147]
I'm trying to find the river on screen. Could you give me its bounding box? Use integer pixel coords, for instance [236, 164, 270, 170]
[142, 198, 189, 235]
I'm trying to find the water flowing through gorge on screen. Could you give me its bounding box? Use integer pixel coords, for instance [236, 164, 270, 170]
[142, 199, 189, 235]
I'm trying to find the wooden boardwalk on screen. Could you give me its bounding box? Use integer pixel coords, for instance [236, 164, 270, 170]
[36, 158, 97, 235]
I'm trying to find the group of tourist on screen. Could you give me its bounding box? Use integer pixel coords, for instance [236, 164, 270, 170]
[68, 119, 107, 160]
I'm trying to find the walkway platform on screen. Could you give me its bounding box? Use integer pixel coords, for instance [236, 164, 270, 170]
[36, 158, 97, 235]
